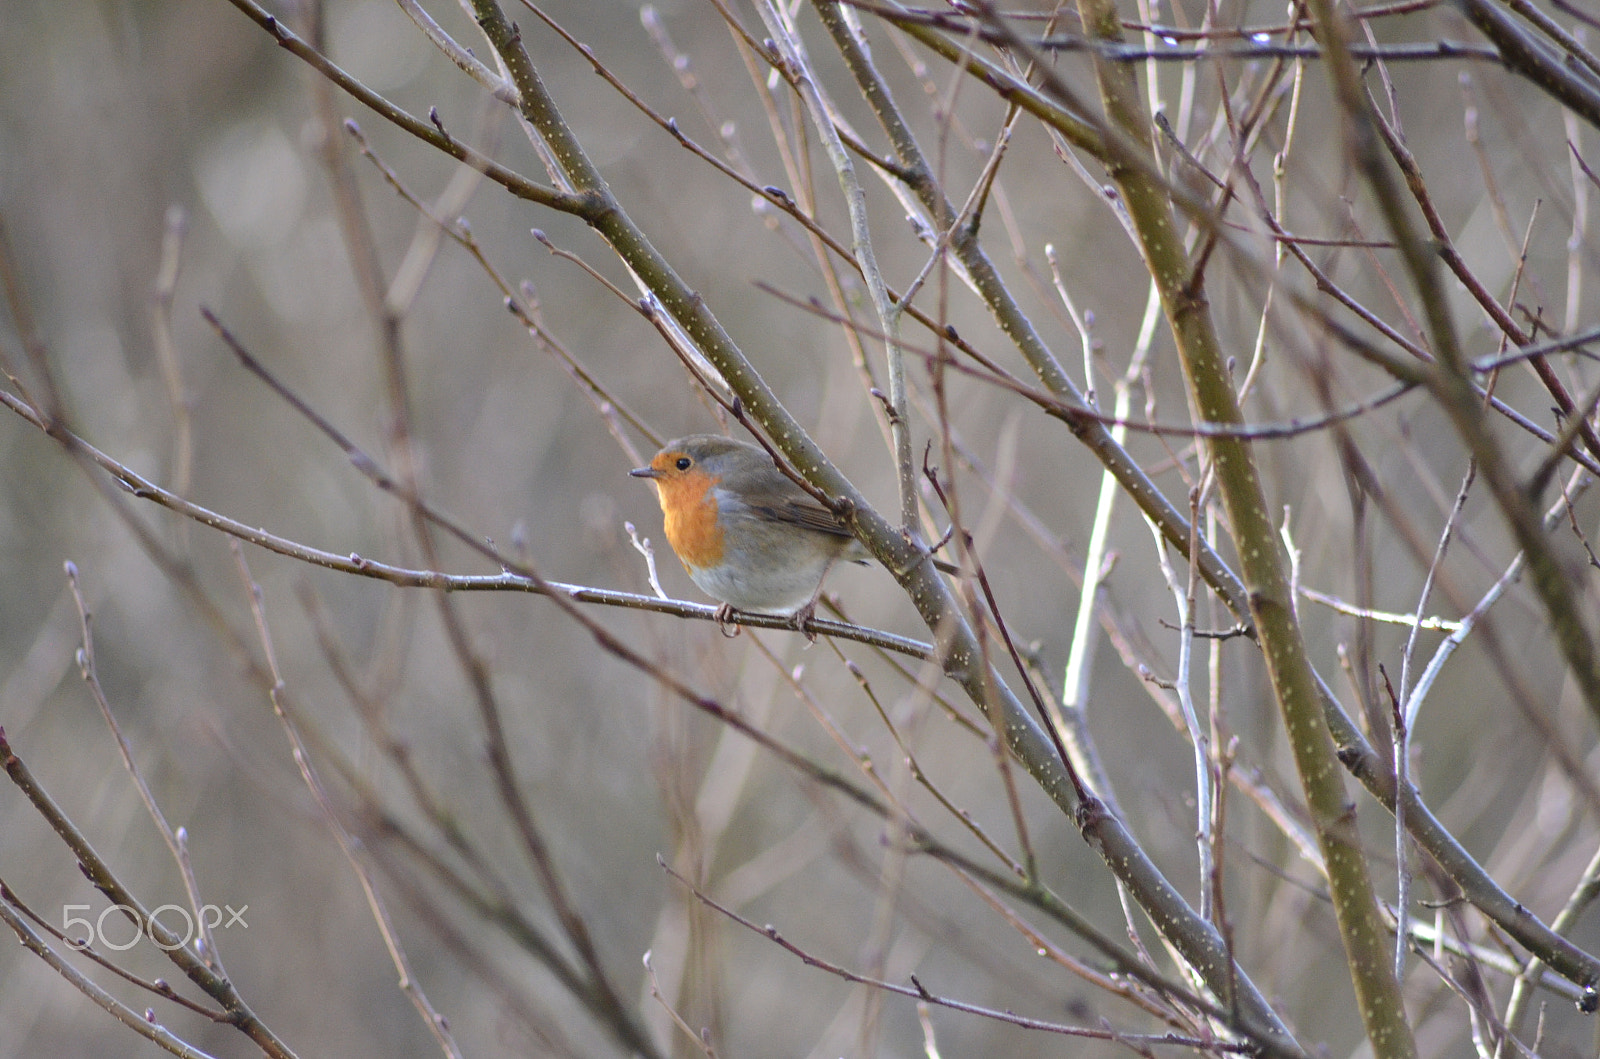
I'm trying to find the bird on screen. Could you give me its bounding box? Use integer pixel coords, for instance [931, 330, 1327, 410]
[630, 433, 947, 633]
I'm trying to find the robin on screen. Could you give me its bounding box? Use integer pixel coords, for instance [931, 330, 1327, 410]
[630, 434, 951, 632]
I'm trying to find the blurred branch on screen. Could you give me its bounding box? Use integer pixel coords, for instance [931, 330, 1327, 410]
[1053, 0, 1416, 1048]
[1368, 98, 1600, 469]
[230, 545, 464, 1059]
[0, 383, 934, 660]
[816, 0, 1258, 645]
[0, 729, 298, 1058]
[148, 206, 193, 516]
[15, 0, 1600, 1052]
[850, 6, 1502, 63]
[219, 0, 580, 209]
[395, 0, 516, 103]
[458, 0, 1115, 925]
[854, 0, 1600, 1001]
[1457, 0, 1600, 131]
[0, 880, 227, 1023]
[1313, 0, 1600, 738]
[0, 894, 221, 1059]
[1507, 842, 1600, 1034]
[64, 562, 228, 976]
[342, 119, 657, 443]
[295, 26, 654, 1049]
[754, 0, 918, 528]
[662, 859, 1257, 1051]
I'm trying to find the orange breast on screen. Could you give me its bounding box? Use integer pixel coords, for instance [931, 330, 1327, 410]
[659, 472, 724, 569]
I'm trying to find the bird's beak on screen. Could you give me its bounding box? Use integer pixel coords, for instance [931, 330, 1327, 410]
[629, 466, 660, 479]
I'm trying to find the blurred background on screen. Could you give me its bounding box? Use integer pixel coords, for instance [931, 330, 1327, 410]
[1, 0, 1598, 1056]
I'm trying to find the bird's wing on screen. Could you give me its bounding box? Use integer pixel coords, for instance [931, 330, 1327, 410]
[747, 497, 855, 539]
[746, 482, 957, 573]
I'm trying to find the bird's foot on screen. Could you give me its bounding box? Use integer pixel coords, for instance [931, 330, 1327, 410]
[714, 603, 741, 637]
[791, 601, 819, 644]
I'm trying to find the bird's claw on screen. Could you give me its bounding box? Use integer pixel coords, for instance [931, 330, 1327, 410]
[792, 601, 819, 644]
[714, 603, 741, 637]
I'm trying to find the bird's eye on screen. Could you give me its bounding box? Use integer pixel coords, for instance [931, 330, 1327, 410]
[675, 456, 692, 471]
